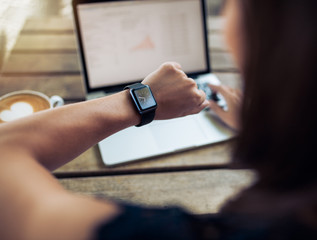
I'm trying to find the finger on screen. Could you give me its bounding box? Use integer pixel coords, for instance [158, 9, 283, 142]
[190, 91, 208, 114]
[197, 89, 208, 104]
[200, 99, 210, 109]
[170, 62, 182, 70]
[209, 100, 227, 119]
[208, 84, 232, 100]
[176, 69, 187, 78]
[198, 88, 206, 97]
[171, 64, 186, 77]
[189, 99, 209, 115]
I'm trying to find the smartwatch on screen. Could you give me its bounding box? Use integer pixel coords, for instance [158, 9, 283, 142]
[124, 83, 157, 127]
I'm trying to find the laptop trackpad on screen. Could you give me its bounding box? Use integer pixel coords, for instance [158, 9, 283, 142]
[99, 115, 208, 165]
[149, 116, 208, 151]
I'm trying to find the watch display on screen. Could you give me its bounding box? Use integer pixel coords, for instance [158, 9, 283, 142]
[133, 86, 157, 111]
[124, 83, 157, 127]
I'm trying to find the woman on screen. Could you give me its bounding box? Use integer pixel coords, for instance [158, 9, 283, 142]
[0, 0, 316, 239]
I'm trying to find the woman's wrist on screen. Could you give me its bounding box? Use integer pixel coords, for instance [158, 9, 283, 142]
[116, 90, 141, 127]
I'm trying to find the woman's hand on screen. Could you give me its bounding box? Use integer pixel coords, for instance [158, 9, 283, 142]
[142, 62, 209, 120]
[208, 84, 242, 131]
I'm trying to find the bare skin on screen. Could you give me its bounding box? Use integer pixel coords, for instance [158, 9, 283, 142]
[0, 62, 208, 240]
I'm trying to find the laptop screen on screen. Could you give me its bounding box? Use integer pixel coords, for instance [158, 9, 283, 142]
[74, 0, 209, 91]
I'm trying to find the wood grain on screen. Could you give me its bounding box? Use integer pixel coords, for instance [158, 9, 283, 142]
[54, 140, 234, 175]
[59, 169, 256, 214]
[2, 52, 80, 74]
[13, 34, 77, 52]
[22, 17, 74, 33]
[0, 75, 85, 100]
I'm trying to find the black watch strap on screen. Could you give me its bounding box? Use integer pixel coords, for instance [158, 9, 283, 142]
[124, 83, 157, 127]
[137, 108, 155, 127]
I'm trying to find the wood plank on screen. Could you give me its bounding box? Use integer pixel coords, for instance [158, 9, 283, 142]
[0, 75, 85, 100]
[22, 17, 74, 33]
[59, 169, 256, 214]
[1, 52, 80, 74]
[55, 141, 234, 175]
[13, 34, 77, 52]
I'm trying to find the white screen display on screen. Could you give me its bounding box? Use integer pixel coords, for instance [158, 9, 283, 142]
[77, 0, 207, 88]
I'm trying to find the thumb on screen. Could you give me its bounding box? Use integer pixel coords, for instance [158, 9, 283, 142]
[201, 99, 210, 109]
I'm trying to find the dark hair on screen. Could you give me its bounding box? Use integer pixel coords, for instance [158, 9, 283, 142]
[233, 0, 317, 191]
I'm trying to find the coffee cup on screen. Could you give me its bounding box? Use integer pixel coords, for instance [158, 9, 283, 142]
[0, 90, 64, 124]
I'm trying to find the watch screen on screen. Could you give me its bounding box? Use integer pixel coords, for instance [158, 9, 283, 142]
[134, 87, 157, 110]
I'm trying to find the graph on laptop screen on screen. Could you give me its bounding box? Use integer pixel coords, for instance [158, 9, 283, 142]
[77, 0, 208, 89]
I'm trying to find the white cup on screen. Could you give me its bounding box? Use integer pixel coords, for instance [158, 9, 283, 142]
[0, 90, 64, 123]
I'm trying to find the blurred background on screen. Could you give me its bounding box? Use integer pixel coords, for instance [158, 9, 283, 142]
[0, 0, 223, 71]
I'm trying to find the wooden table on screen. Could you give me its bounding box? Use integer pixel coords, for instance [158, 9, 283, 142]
[0, 16, 255, 214]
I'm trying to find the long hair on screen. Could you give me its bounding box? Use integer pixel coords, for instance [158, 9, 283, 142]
[233, 0, 317, 191]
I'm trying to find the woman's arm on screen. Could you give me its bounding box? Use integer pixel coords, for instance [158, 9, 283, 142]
[0, 62, 208, 171]
[0, 62, 208, 240]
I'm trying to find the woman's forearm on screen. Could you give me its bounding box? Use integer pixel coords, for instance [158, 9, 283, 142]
[0, 90, 139, 170]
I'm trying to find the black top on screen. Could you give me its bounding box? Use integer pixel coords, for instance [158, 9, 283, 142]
[95, 203, 316, 240]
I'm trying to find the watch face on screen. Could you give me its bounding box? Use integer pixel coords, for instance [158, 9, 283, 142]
[133, 86, 157, 110]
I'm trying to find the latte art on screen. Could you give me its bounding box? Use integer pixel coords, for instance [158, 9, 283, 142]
[0, 94, 50, 123]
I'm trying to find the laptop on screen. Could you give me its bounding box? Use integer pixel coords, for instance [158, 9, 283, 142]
[72, 0, 234, 165]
